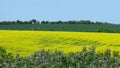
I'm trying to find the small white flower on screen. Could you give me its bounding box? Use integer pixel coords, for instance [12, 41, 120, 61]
[99, 60, 105, 63]
[0, 64, 2, 67]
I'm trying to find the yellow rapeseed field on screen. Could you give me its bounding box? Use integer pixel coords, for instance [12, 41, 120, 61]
[0, 30, 120, 56]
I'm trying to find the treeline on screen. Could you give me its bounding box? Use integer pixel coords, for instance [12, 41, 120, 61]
[0, 19, 111, 25]
[0, 19, 40, 24]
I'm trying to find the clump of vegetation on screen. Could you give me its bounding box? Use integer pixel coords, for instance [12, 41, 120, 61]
[0, 46, 120, 68]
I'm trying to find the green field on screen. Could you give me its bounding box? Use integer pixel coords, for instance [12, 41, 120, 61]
[0, 30, 120, 56]
[0, 24, 120, 33]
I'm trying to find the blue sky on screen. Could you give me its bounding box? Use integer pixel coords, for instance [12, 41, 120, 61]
[0, 0, 120, 24]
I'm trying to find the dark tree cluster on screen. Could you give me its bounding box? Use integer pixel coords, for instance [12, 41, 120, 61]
[0, 19, 40, 25]
[0, 19, 111, 25]
[40, 20, 110, 24]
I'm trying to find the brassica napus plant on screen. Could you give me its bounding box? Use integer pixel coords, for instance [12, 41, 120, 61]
[0, 30, 120, 56]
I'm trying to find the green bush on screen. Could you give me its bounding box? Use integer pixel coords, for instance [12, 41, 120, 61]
[0, 46, 120, 68]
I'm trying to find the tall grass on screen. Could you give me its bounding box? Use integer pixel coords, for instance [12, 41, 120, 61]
[0, 46, 120, 68]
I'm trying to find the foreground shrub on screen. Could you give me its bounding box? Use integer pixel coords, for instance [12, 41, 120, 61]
[0, 46, 120, 68]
